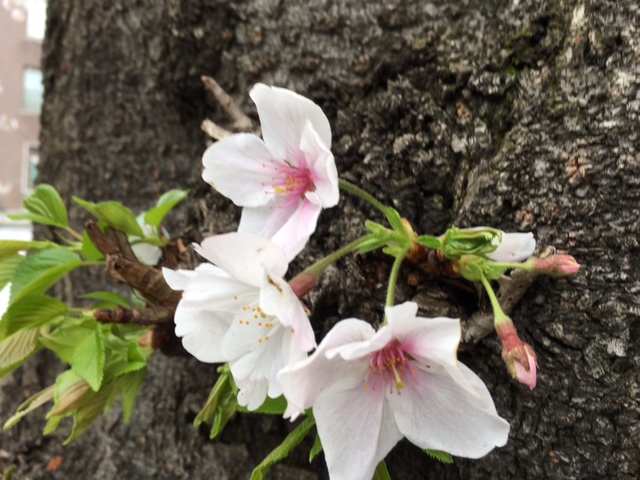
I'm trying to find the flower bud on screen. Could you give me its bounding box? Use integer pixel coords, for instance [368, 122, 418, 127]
[496, 319, 538, 389]
[288, 272, 318, 299]
[530, 254, 580, 277]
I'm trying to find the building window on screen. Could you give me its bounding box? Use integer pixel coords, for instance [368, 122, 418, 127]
[25, 0, 47, 40]
[23, 67, 43, 112]
[22, 143, 39, 194]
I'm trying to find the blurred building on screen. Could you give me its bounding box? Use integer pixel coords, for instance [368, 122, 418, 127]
[0, 0, 47, 213]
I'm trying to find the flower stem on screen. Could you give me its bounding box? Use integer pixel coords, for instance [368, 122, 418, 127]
[302, 234, 374, 277]
[478, 273, 509, 325]
[490, 261, 533, 271]
[385, 247, 410, 309]
[339, 179, 388, 217]
[65, 226, 84, 242]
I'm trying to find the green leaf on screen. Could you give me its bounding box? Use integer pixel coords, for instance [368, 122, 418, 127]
[425, 450, 454, 464]
[64, 386, 112, 444]
[0, 327, 41, 379]
[49, 369, 89, 416]
[8, 184, 68, 228]
[3, 384, 55, 429]
[39, 325, 92, 363]
[80, 291, 131, 310]
[70, 324, 105, 391]
[0, 240, 53, 261]
[372, 460, 391, 480]
[309, 434, 323, 463]
[384, 207, 405, 234]
[9, 250, 83, 305]
[235, 395, 287, 415]
[81, 230, 104, 261]
[440, 226, 501, 260]
[118, 368, 146, 422]
[43, 415, 63, 435]
[0, 295, 67, 338]
[144, 189, 189, 228]
[127, 341, 147, 363]
[251, 415, 316, 480]
[0, 255, 24, 292]
[114, 361, 147, 377]
[73, 197, 144, 237]
[194, 367, 238, 440]
[416, 235, 442, 249]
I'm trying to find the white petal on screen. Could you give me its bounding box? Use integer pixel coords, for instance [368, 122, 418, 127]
[299, 120, 339, 207]
[179, 269, 258, 313]
[202, 133, 275, 207]
[236, 377, 269, 411]
[278, 319, 375, 419]
[238, 199, 322, 260]
[131, 242, 162, 265]
[181, 328, 228, 363]
[314, 377, 402, 480]
[389, 363, 510, 458]
[227, 324, 287, 385]
[328, 324, 393, 361]
[174, 301, 232, 337]
[269, 200, 322, 259]
[260, 270, 316, 352]
[384, 300, 419, 323]
[238, 202, 295, 238]
[250, 84, 332, 157]
[163, 264, 224, 292]
[490, 231, 536, 262]
[195, 233, 289, 285]
[162, 267, 198, 291]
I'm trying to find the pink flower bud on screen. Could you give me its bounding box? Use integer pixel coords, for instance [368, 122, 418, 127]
[531, 254, 580, 277]
[288, 272, 318, 299]
[504, 343, 537, 390]
[496, 319, 538, 389]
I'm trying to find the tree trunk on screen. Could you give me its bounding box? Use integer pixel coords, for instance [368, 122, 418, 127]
[1, 0, 638, 478]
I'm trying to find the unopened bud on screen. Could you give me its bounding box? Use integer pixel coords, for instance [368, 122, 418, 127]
[288, 272, 318, 299]
[496, 318, 538, 390]
[502, 343, 537, 390]
[530, 254, 580, 277]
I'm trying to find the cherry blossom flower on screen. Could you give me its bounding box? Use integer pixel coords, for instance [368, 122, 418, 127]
[279, 302, 510, 480]
[163, 233, 316, 410]
[202, 84, 339, 259]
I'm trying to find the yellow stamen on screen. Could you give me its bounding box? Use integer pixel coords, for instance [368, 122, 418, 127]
[390, 362, 405, 390]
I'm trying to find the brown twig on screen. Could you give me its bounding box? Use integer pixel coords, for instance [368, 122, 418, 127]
[85, 221, 181, 308]
[94, 306, 174, 326]
[201, 76, 253, 132]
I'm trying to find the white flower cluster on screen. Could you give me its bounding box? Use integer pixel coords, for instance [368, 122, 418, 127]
[163, 84, 512, 479]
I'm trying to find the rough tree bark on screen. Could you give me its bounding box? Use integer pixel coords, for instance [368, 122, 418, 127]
[1, 0, 638, 479]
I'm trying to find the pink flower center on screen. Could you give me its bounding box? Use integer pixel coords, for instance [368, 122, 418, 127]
[365, 340, 417, 395]
[262, 155, 314, 206]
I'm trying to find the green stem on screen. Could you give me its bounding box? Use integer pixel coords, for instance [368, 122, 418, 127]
[385, 247, 410, 310]
[302, 234, 374, 277]
[339, 179, 388, 216]
[490, 261, 533, 271]
[478, 274, 508, 324]
[251, 414, 316, 480]
[65, 226, 84, 242]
